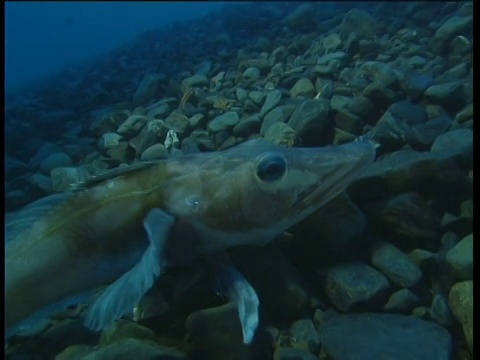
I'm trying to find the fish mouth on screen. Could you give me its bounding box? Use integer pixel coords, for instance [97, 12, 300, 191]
[289, 139, 376, 222]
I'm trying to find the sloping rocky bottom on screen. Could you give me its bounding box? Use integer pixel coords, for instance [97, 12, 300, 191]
[5, 1, 473, 359]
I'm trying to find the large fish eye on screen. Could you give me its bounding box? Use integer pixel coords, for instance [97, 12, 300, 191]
[256, 154, 287, 182]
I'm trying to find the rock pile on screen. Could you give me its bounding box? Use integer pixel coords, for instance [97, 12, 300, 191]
[5, 2, 473, 359]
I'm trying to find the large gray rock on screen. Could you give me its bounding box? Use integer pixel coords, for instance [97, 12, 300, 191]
[106, 142, 134, 163]
[181, 74, 209, 92]
[165, 112, 190, 137]
[348, 96, 374, 118]
[146, 102, 171, 119]
[232, 115, 261, 137]
[401, 72, 434, 101]
[386, 101, 427, 126]
[445, 233, 473, 280]
[318, 311, 451, 360]
[29, 173, 53, 194]
[330, 95, 352, 112]
[366, 192, 441, 251]
[362, 81, 402, 110]
[371, 241, 423, 287]
[39, 152, 73, 175]
[290, 78, 315, 99]
[129, 120, 167, 157]
[64, 144, 84, 162]
[289, 319, 320, 353]
[50, 166, 91, 192]
[117, 115, 149, 137]
[360, 61, 399, 88]
[431, 129, 473, 168]
[260, 89, 282, 117]
[430, 15, 473, 53]
[185, 302, 259, 360]
[195, 60, 212, 77]
[348, 148, 472, 208]
[370, 110, 410, 152]
[260, 105, 295, 135]
[323, 33, 342, 53]
[383, 288, 421, 312]
[325, 263, 391, 312]
[316, 52, 346, 67]
[188, 113, 206, 129]
[368, 101, 451, 152]
[339, 8, 378, 38]
[293, 192, 367, 254]
[429, 293, 454, 328]
[424, 81, 465, 109]
[98, 133, 123, 151]
[188, 130, 216, 151]
[207, 111, 240, 133]
[242, 67, 261, 83]
[449, 280, 473, 353]
[409, 114, 452, 148]
[287, 99, 332, 145]
[334, 109, 363, 135]
[89, 109, 131, 137]
[435, 15, 473, 39]
[238, 58, 270, 73]
[455, 103, 473, 125]
[313, 52, 345, 75]
[441, 210, 473, 242]
[133, 73, 165, 106]
[264, 122, 297, 147]
[140, 144, 169, 160]
[248, 90, 266, 106]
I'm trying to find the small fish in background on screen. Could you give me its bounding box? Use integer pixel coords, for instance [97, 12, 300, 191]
[5, 138, 376, 344]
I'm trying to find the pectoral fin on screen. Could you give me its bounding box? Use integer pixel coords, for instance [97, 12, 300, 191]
[84, 208, 174, 331]
[215, 255, 260, 344]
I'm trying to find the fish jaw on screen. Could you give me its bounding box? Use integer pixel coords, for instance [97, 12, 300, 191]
[279, 138, 377, 229]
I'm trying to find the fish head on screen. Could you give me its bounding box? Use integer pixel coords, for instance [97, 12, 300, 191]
[164, 138, 376, 245]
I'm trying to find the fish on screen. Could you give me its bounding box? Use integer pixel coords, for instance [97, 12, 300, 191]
[5, 138, 376, 343]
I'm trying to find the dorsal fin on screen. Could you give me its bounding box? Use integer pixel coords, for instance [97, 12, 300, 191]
[70, 160, 162, 191]
[5, 161, 164, 244]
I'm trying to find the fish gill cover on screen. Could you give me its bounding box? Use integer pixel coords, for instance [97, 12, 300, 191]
[4, 2, 473, 360]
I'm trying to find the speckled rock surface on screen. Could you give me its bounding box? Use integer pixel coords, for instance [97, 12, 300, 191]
[318, 311, 451, 360]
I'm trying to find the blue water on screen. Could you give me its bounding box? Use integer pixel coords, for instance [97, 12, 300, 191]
[5, 1, 223, 92]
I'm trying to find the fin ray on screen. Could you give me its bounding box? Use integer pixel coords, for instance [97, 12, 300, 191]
[71, 161, 160, 191]
[84, 208, 174, 331]
[215, 255, 260, 344]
